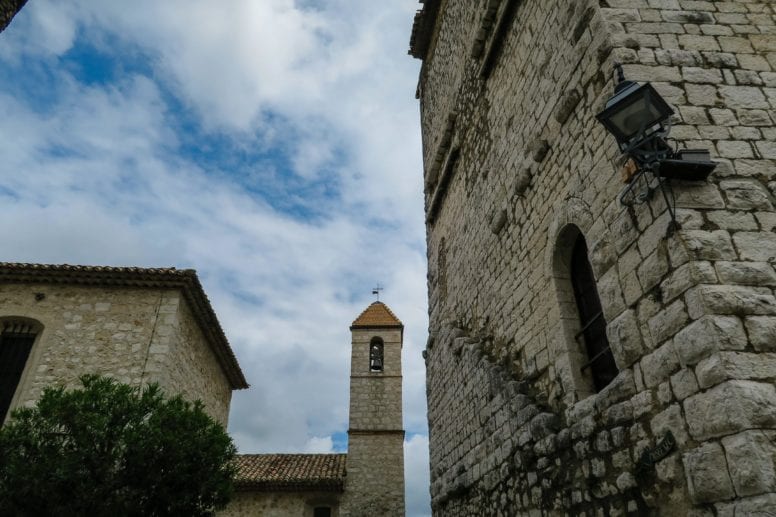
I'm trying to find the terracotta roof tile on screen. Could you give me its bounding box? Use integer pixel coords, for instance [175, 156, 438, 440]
[351, 301, 403, 329]
[0, 262, 247, 389]
[234, 453, 347, 492]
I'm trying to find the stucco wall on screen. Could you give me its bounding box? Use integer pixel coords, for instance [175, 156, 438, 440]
[0, 283, 231, 425]
[417, 0, 776, 514]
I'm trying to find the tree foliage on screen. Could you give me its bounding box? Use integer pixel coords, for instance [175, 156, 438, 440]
[0, 375, 236, 516]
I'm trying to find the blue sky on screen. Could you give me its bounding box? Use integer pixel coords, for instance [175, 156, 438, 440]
[0, 1, 429, 514]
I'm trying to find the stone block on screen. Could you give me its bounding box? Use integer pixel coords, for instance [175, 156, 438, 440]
[683, 380, 776, 440]
[684, 285, 776, 319]
[719, 86, 770, 109]
[670, 368, 699, 401]
[714, 493, 776, 517]
[695, 352, 776, 389]
[732, 232, 776, 262]
[706, 211, 758, 231]
[745, 316, 776, 352]
[651, 403, 690, 448]
[715, 261, 776, 287]
[647, 299, 688, 347]
[720, 180, 773, 210]
[674, 315, 746, 366]
[673, 183, 725, 209]
[641, 341, 681, 388]
[637, 248, 669, 293]
[683, 442, 735, 504]
[722, 430, 776, 497]
[660, 261, 716, 303]
[606, 310, 645, 369]
[679, 230, 736, 261]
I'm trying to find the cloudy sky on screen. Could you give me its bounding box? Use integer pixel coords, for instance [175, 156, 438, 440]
[0, 1, 429, 514]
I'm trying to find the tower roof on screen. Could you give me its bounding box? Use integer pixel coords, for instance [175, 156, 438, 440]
[351, 301, 403, 329]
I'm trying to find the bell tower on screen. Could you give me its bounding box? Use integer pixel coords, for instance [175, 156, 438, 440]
[342, 301, 405, 516]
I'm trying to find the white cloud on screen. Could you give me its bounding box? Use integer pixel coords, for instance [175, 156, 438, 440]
[0, 0, 430, 513]
[303, 436, 335, 454]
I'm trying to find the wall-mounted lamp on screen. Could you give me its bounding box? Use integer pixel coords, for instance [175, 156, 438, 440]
[596, 64, 717, 227]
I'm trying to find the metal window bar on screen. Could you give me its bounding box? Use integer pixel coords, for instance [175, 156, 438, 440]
[574, 311, 613, 372]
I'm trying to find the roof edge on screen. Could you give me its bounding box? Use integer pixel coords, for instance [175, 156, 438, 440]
[0, 262, 248, 390]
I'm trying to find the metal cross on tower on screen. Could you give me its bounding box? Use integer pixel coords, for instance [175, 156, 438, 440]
[372, 284, 384, 301]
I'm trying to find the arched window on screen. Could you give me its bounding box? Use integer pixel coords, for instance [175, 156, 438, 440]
[0, 319, 39, 422]
[369, 337, 384, 372]
[570, 235, 618, 391]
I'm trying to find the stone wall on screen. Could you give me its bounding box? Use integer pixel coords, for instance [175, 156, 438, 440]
[341, 432, 406, 517]
[219, 490, 341, 517]
[155, 294, 233, 424]
[341, 327, 405, 516]
[0, 283, 232, 425]
[415, 0, 776, 514]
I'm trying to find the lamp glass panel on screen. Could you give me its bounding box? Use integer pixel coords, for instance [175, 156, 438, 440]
[607, 92, 664, 141]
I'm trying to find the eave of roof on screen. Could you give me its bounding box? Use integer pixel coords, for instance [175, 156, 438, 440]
[234, 453, 347, 493]
[0, 262, 248, 390]
[408, 0, 441, 60]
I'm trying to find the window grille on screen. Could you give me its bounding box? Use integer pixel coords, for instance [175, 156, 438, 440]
[570, 236, 618, 391]
[0, 321, 37, 422]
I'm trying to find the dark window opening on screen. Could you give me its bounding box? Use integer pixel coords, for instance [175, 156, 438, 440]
[313, 507, 332, 517]
[570, 235, 618, 391]
[0, 321, 37, 422]
[369, 337, 384, 372]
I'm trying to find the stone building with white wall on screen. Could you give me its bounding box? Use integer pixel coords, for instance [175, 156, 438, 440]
[0, 262, 247, 425]
[410, 0, 776, 514]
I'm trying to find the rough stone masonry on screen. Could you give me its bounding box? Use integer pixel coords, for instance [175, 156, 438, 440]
[410, 0, 776, 515]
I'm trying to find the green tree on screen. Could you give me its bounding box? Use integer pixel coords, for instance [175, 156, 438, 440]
[0, 375, 236, 516]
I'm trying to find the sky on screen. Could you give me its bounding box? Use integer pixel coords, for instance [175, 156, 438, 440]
[0, 1, 430, 515]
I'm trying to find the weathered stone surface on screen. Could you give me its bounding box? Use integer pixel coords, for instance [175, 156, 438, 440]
[651, 403, 691, 448]
[684, 380, 776, 440]
[660, 261, 716, 303]
[670, 368, 700, 401]
[722, 431, 776, 498]
[679, 230, 736, 261]
[745, 316, 776, 352]
[715, 261, 776, 287]
[607, 310, 644, 369]
[683, 442, 736, 504]
[641, 341, 681, 388]
[413, 0, 776, 514]
[685, 285, 776, 319]
[732, 232, 776, 262]
[695, 352, 776, 389]
[674, 315, 746, 366]
[720, 180, 774, 210]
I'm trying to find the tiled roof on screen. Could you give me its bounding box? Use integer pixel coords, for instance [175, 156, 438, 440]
[0, 262, 248, 389]
[234, 454, 347, 492]
[351, 301, 403, 329]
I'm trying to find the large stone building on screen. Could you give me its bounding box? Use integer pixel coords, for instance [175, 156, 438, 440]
[223, 301, 406, 517]
[410, 0, 776, 515]
[0, 262, 247, 426]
